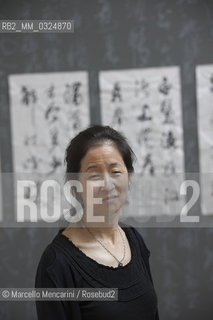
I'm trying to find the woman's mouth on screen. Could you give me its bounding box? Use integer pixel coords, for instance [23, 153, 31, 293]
[102, 195, 118, 202]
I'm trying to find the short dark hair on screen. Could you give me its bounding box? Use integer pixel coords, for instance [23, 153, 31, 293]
[64, 125, 136, 180]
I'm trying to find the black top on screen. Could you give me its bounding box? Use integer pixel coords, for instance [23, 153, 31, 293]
[35, 223, 159, 319]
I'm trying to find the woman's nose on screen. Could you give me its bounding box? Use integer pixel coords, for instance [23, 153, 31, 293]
[101, 173, 115, 192]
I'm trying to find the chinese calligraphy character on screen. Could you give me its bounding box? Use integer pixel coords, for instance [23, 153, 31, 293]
[137, 104, 152, 121]
[164, 161, 176, 176]
[111, 82, 122, 102]
[158, 77, 172, 95]
[47, 85, 55, 99]
[210, 74, 213, 92]
[164, 187, 179, 205]
[21, 86, 37, 105]
[45, 102, 60, 124]
[141, 153, 155, 176]
[137, 127, 153, 148]
[160, 99, 174, 124]
[63, 82, 83, 105]
[111, 107, 123, 126]
[161, 130, 176, 149]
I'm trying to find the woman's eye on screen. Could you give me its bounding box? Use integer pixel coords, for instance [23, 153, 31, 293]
[88, 171, 121, 179]
[88, 174, 100, 180]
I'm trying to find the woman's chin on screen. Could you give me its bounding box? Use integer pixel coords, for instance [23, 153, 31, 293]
[84, 204, 120, 224]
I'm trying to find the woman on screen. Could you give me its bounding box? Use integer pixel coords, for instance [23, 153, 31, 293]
[35, 125, 159, 319]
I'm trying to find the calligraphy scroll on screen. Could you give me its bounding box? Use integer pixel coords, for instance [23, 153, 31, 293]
[8, 72, 90, 221]
[196, 65, 213, 215]
[99, 66, 185, 218]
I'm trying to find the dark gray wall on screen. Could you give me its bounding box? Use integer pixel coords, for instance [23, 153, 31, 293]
[0, 0, 213, 319]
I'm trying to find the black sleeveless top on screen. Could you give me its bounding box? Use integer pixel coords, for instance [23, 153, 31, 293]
[35, 223, 159, 319]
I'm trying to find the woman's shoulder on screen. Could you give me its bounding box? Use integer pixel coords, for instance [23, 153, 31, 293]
[36, 243, 57, 273]
[35, 232, 76, 288]
[36, 231, 70, 273]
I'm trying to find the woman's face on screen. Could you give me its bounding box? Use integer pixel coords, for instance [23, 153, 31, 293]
[78, 142, 129, 224]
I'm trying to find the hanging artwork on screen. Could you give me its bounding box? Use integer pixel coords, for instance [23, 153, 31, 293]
[196, 64, 213, 215]
[8, 72, 90, 221]
[99, 66, 185, 219]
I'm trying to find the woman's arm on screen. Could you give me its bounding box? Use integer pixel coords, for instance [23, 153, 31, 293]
[35, 245, 82, 320]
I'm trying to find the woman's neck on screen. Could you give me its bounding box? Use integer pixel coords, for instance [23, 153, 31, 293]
[71, 215, 121, 245]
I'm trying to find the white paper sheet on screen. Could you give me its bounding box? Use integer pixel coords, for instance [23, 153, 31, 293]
[196, 64, 213, 215]
[99, 66, 185, 217]
[8, 72, 90, 221]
